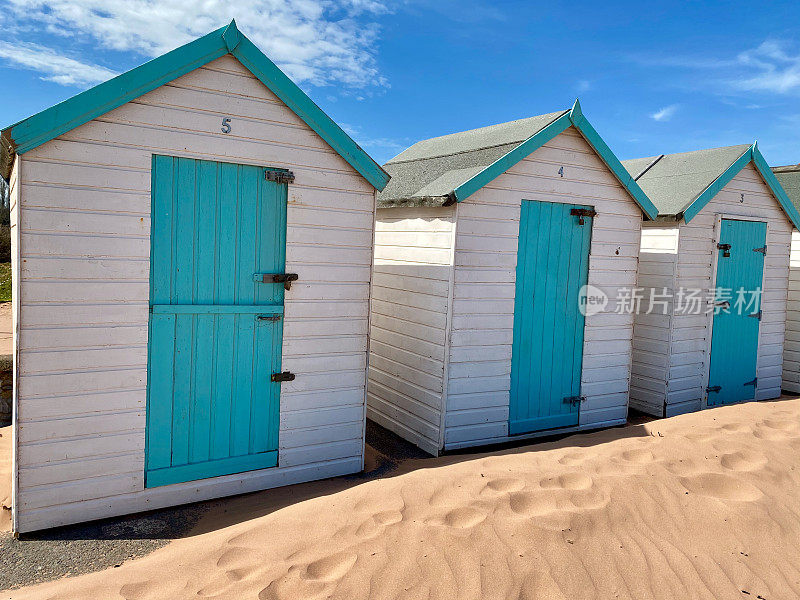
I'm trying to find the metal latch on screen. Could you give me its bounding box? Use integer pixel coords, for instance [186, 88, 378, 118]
[706, 385, 721, 393]
[256, 314, 282, 322]
[748, 310, 762, 320]
[271, 371, 296, 383]
[563, 395, 585, 406]
[717, 243, 731, 257]
[753, 245, 767, 255]
[570, 208, 597, 225]
[265, 169, 295, 184]
[254, 273, 299, 290]
[744, 377, 757, 387]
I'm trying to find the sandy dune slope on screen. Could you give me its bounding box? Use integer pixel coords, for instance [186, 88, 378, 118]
[9, 399, 800, 600]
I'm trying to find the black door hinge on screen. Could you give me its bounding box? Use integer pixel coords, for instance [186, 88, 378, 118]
[744, 377, 757, 387]
[256, 314, 282, 322]
[254, 273, 299, 290]
[717, 243, 731, 257]
[753, 245, 767, 255]
[271, 371, 296, 383]
[265, 169, 295, 184]
[748, 310, 762, 321]
[706, 385, 721, 393]
[563, 395, 585, 406]
[570, 208, 597, 225]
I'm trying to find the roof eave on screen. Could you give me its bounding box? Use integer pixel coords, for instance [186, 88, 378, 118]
[377, 194, 450, 209]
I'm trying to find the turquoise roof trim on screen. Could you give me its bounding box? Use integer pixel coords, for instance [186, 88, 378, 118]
[1, 20, 389, 191]
[451, 100, 659, 220]
[681, 143, 800, 228]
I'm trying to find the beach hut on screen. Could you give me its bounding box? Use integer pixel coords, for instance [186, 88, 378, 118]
[772, 165, 800, 393]
[367, 102, 659, 455]
[1, 21, 389, 532]
[625, 145, 800, 417]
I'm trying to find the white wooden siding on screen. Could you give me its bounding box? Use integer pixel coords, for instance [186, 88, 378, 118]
[9, 158, 21, 533]
[783, 230, 800, 393]
[629, 225, 679, 416]
[667, 164, 791, 415]
[367, 207, 456, 455]
[444, 127, 642, 449]
[13, 55, 375, 532]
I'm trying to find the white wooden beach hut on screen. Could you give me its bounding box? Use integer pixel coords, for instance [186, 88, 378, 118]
[772, 165, 800, 393]
[367, 102, 659, 455]
[625, 145, 800, 417]
[1, 21, 389, 533]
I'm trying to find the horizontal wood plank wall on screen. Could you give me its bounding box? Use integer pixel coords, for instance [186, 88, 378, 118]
[14, 55, 374, 532]
[670, 164, 791, 415]
[367, 206, 456, 455]
[783, 230, 800, 393]
[629, 225, 679, 416]
[445, 127, 642, 449]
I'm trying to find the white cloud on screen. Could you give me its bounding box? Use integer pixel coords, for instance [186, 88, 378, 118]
[0, 41, 117, 85]
[629, 39, 800, 95]
[0, 0, 390, 88]
[342, 123, 405, 152]
[576, 79, 591, 92]
[651, 104, 679, 122]
[733, 40, 800, 93]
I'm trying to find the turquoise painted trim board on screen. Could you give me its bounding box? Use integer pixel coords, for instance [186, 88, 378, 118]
[509, 200, 592, 435]
[145, 156, 286, 488]
[706, 218, 766, 406]
[0, 20, 389, 191]
[452, 100, 659, 220]
[683, 143, 800, 229]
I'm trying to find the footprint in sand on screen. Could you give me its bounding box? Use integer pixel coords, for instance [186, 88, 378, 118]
[260, 553, 359, 600]
[509, 491, 560, 516]
[216, 546, 255, 569]
[558, 452, 584, 466]
[120, 580, 187, 600]
[682, 430, 718, 443]
[761, 419, 799, 432]
[753, 426, 790, 441]
[720, 451, 768, 472]
[679, 473, 763, 501]
[620, 448, 656, 464]
[483, 477, 525, 494]
[721, 422, 751, 433]
[664, 459, 700, 477]
[443, 506, 487, 529]
[355, 510, 403, 537]
[539, 472, 593, 490]
[304, 553, 359, 582]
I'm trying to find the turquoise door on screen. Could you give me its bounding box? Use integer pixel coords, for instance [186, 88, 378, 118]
[707, 219, 766, 406]
[146, 156, 288, 487]
[509, 200, 593, 435]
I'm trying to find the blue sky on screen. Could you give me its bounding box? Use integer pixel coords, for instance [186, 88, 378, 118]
[1, 1, 799, 166]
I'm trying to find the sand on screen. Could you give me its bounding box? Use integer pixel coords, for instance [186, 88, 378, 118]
[7, 399, 800, 599]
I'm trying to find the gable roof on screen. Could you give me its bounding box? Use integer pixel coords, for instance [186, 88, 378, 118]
[0, 20, 389, 190]
[773, 165, 800, 214]
[622, 144, 800, 228]
[377, 101, 659, 220]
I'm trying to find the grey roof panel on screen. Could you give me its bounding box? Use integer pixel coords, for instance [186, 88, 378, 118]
[378, 110, 568, 206]
[621, 145, 751, 216]
[774, 165, 800, 213]
[387, 111, 566, 164]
